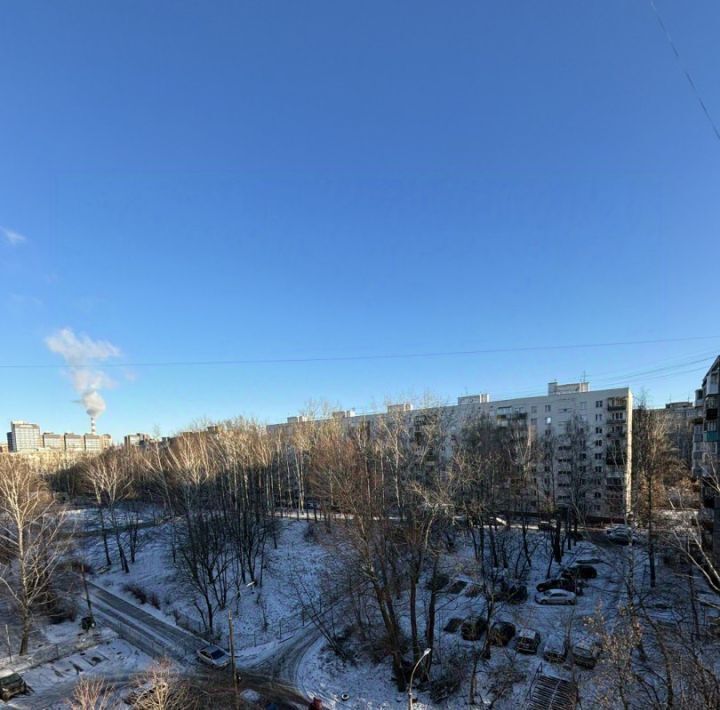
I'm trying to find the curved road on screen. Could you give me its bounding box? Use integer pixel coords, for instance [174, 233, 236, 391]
[88, 581, 313, 708]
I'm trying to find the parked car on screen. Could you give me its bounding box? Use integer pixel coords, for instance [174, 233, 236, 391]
[562, 564, 597, 580]
[196, 644, 231, 669]
[460, 617, 487, 641]
[572, 637, 602, 668]
[516, 628, 541, 654]
[543, 633, 568, 663]
[606, 525, 640, 544]
[0, 670, 27, 702]
[489, 621, 516, 646]
[504, 583, 528, 603]
[608, 529, 640, 545]
[535, 589, 576, 605]
[493, 581, 527, 603]
[536, 577, 577, 593]
[537, 520, 554, 531]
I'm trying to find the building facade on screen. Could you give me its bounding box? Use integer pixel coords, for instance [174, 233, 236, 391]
[3, 421, 111, 455]
[693, 356, 720, 569]
[269, 380, 633, 520]
[7, 421, 42, 452]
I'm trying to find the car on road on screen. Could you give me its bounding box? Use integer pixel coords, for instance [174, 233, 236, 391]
[196, 644, 231, 669]
[516, 628, 541, 654]
[535, 589, 576, 605]
[543, 633, 568, 662]
[572, 636, 602, 668]
[0, 669, 27, 702]
[537, 520, 554, 531]
[489, 621, 516, 646]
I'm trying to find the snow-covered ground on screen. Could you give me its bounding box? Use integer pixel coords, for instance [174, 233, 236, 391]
[8, 637, 153, 709]
[81, 516, 331, 653]
[63, 514, 720, 708]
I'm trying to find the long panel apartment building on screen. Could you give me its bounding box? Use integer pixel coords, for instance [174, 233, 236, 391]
[693, 355, 720, 569]
[269, 380, 633, 520]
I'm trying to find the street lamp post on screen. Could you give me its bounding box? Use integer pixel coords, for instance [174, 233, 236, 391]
[407, 647, 431, 710]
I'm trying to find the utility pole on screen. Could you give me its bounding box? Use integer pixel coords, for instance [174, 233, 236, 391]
[228, 611, 239, 707]
[82, 563, 93, 618]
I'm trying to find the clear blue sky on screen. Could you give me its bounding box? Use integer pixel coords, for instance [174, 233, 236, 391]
[1, 1, 719, 440]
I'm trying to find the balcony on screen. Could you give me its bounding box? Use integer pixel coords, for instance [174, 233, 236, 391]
[607, 398, 627, 411]
[606, 452, 627, 466]
[705, 431, 719, 443]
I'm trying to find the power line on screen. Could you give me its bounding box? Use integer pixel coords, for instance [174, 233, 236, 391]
[1, 334, 720, 370]
[649, 0, 720, 143]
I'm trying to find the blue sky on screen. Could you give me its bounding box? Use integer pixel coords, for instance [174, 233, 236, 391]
[1, 1, 719, 440]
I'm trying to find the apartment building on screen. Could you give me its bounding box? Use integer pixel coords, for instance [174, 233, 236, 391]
[6, 420, 42, 452]
[693, 356, 720, 569]
[269, 380, 633, 521]
[42, 432, 65, 450]
[5, 420, 113, 454]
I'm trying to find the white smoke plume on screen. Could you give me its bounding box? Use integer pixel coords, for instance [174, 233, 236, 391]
[45, 328, 121, 419]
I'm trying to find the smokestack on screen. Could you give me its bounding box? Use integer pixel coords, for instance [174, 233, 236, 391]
[90, 416, 96, 435]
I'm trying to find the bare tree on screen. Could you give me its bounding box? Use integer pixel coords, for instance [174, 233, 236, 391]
[0, 456, 68, 655]
[69, 677, 112, 710]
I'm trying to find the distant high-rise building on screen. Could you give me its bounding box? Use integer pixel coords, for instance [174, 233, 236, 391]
[7, 421, 42, 452]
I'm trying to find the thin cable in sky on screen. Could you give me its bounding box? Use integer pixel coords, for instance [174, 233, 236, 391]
[1, 334, 719, 370]
[649, 0, 720, 143]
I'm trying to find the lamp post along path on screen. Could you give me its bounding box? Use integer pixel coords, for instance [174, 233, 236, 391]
[407, 647, 431, 709]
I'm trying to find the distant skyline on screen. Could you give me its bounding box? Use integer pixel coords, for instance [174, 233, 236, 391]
[2, 1, 720, 439]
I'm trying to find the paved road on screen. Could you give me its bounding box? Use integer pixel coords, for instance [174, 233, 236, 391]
[87, 581, 310, 708]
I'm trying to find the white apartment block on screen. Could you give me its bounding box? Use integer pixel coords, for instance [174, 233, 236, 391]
[269, 380, 633, 520]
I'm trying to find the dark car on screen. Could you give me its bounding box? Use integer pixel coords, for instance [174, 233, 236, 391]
[460, 617, 487, 641]
[489, 621, 516, 646]
[516, 628, 541, 654]
[537, 520, 554, 531]
[0, 670, 27, 702]
[504, 584, 528, 603]
[493, 582, 527, 603]
[564, 564, 597, 580]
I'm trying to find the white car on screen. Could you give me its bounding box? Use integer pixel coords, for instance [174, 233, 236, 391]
[535, 589, 576, 605]
[196, 644, 231, 669]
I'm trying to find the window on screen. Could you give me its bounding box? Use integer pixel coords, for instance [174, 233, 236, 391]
[595, 427, 603, 434]
[546, 416, 552, 425]
[596, 400, 603, 408]
[594, 492, 602, 499]
[707, 421, 718, 432]
[595, 439, 603, 447]
[530, 418, 537, 426]
[531, 405, 537, 414]
[595, 414, 603, 422]
[580, 401, 586, 410]
[594, 453, 603, 460]
[594, 466, 603, 473]
[545, 404, 551, 413]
